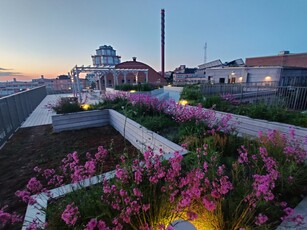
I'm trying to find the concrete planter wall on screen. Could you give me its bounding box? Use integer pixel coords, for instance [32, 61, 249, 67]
[212, 109, 307, 150]
[52, 109, 187, 157]
[52, 110, 109, 133]
[109, 109, 187, 157]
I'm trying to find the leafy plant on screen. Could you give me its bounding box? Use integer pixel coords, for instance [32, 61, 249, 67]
[52, 97, 85, 114]
[180, 85, 205, 105]
[115, 83, 158, 92]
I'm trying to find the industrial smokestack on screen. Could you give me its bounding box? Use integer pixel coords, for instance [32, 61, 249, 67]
[161, 9, 165, 79]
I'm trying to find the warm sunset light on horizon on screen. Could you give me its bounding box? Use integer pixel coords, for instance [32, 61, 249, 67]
[1, 0, 307, 81]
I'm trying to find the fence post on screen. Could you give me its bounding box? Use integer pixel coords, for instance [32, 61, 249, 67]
[240, 85, 243, 103]
[293, 88, 299, 110]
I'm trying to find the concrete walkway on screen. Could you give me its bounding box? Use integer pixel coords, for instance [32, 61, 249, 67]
[21, 94, 72, 128]
[21, 92, 102, 128]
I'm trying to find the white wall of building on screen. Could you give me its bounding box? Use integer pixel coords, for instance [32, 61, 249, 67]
[205, 67, 282, 84]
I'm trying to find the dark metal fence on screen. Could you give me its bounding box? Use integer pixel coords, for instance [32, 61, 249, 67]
[0, 86, 47, 147]
[200, 84, 307, 111]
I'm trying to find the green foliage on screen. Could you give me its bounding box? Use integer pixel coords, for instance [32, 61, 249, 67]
[180, 85, 205, 105]
[47, 185, 111, 229]
[95, 98, 129, 111]
[202, 95, 307, 127]
[202, 95, 233, 112]
[133, 114, 176, 133]
[115, 83, 157, 92]
[52, 97, 85, 114]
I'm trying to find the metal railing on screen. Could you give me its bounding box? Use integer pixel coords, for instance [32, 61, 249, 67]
[0, 86, 47, 147]
[200, 84, 307, 111]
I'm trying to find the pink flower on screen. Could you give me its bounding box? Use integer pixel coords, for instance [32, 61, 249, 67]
[84, 218, 97, 230]
[26, 177, 42, 193]
[255, 213, 268, 226]
[142, 204, 150, 212]
[0, 206, 12, 225]
[134, 170, 142, 184]
[61, 202, 79, 226]
[84, 160, 96, 175]
[133, 188, 142, 197]
[186, 210, 198, 220]
[97, 220, 109, 229]
[202, 197, 216, 211]
[43, 168, 55, 179]
[291, 214, 304, 225]
[15, 190, 36, 205]
[282, 207, 294, 220]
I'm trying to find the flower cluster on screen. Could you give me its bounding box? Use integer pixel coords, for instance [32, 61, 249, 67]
[99, 146, 234, 229]
[106, 92, 236, 134]
[0, 205, 22, 227]
[220, 93, 240, 105]
[61, 202, 79, 226]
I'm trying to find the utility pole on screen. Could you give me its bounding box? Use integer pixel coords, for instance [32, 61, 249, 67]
[204, 42, 207, 64]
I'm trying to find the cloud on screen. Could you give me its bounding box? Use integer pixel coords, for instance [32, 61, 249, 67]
[0, 71, 22, 76]
[0, 67, 22, 77]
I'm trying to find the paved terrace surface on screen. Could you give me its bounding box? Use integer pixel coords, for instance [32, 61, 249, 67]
[21, 92, 102, 128]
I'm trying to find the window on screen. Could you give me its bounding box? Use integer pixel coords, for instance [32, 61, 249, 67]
[219, 78, 225, 83]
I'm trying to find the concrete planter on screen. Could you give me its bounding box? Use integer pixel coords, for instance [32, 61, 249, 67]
[23, 109, 187, 229]
[211, 109, 307, 150]
[52, 110, 109, 133]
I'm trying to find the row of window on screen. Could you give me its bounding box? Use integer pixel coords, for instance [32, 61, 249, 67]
[96, 49, 116, 56]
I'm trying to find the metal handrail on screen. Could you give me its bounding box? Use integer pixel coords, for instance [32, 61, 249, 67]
[0, 86, 47, 147]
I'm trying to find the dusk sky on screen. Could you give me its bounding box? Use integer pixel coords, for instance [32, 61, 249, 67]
[0, 0, 307, 81]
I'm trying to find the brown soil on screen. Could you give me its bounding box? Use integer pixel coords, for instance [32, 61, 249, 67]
[0, 125, 138, 229]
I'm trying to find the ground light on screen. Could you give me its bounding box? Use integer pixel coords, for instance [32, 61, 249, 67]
[81, 104, 90, 110]
[130, 90, 137, 93]
[179, 99, 188, 106]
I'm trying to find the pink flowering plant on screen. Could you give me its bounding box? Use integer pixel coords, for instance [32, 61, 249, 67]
[220, 93, 240, 105]
[45, 144, 236, 229]
[9, 128, 305, 229]
[102, 93, 237, 145]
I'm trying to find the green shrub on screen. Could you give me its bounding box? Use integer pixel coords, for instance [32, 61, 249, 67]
[52, 97, 84, 114]
[180, 85, 205, 105]
[115, 83, 157, 92]
[201, 95, 307, 127]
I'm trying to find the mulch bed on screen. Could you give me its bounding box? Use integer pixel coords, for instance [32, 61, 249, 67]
[0, 125, 138, 229]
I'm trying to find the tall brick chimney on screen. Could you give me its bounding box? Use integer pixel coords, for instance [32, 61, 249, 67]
[161, 9, 165, 79]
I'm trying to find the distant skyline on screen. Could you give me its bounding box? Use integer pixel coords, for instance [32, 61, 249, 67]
[1, 0, 307, 81]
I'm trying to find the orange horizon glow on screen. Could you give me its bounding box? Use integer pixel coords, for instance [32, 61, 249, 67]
[0, 69, 73, 82]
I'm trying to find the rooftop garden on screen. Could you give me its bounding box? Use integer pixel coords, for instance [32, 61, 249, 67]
[1, 91, 306, 229]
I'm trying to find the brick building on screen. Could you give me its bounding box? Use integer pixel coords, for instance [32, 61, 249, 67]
[246, 51, 307, 68]
[97, 57, 166, 87]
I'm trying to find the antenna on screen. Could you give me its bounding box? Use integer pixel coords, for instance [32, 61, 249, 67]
[204, 42, 207, 64]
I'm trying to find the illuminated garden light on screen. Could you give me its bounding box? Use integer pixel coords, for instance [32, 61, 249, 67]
[179, 99, 188, 106]
[81, 104, 90, 110]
